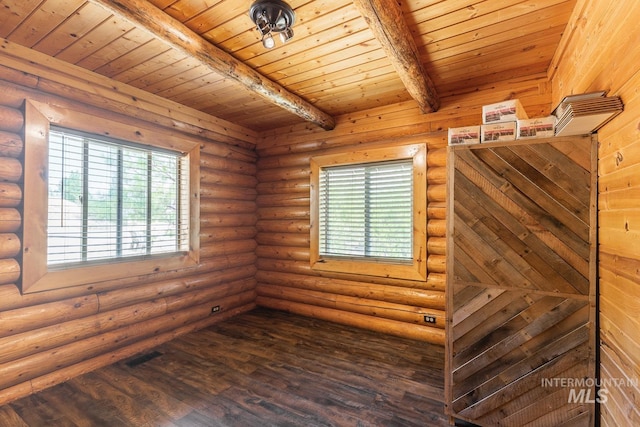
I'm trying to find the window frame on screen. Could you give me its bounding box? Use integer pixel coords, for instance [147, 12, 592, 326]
[310, 143, 427, 281]
[23, 100, 200, 294]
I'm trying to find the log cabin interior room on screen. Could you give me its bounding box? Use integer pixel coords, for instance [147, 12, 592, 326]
[0, 0, 638, 425]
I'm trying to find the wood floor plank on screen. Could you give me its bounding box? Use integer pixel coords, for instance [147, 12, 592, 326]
[2, 308, 451, 426]
[92, 365, 193, 421]
[0, 405, 28, 427]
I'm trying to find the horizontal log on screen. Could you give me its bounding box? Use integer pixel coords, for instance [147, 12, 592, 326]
[0, 106, 23, 133]
[200, 213, 257, 228]
[199, 152, 256, 175]
[0, 259, 20, 286]
[258, 284, 445, 328]
[257, 153, 310, 169]
[200, 239, 257, 258]
[256, 258, 314, 276]
[0, 294, 99, 338]
[321, 270, 436, 290]
[427, 255, 446, 274]
[256, 269, 445, 309]
[0, 252, 257, 312]
[258, 207, 309, 221]
[50, 253, 258, 304]
[203, 289, 257, 314]
[257, 128, 435, 156]
[0, 51, 256, 148]
[256, 179, 309, 195]
[256, 298, 445, 344]
[256, 245, 309, 262]
[0, 157, 22, 182]
[427, 166, 447, 185]
[426, 273, 446, 292]
[200, 226, 256, 243]
[427, 202, 446, 219]
[0, 131, 23, 158]
[427, 184, 446, 202]
[200, 167, 258, 188]
[256, 232, 309, 247]
[191, 253, 257, 275]
[0, 300, 166, 364]
[0, 381, 32, 408]
[257, 259, 439, 291]
[0, 284, 102, 313]
[0, 233, 20, 258]
[164, 278, 257, 313]
[16, 303, 254, 406]
[199, 183, 257, 201]
[427, 219, 446, 237]
[97, 265, 256, 312]
[0, 64, 39, 94]
[257, 166, 310, 183]
[256, 219, 310, 234]
[0, 183, 22, 207]
[257, 140, 329, 157]
[199, 142, 257, 163]
[0, 300, 251, 390]
[427, 237, 446, 255]
[200, 199, 256, 214]
[0, 285, 21, 310]
[256, 193, 310, 207]
[428, 148, 447, 167]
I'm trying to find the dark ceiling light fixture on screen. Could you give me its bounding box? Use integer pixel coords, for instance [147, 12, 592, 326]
[249, 0, 296, 49]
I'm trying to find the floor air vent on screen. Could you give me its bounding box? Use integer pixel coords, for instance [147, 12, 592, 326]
[125, 350, 163, 367]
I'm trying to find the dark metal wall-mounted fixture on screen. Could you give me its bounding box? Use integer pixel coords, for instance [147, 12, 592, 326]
[249, 0, 295, 49]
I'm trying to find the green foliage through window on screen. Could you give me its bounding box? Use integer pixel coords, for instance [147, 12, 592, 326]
[47, 128, 189, 265]
[318, 159, 413, 261]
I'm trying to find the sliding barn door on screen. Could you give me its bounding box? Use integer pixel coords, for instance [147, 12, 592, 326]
[445, 135, 597, 426]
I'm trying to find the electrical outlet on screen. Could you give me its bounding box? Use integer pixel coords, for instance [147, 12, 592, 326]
[211, 305, 220, 313]
[424, 315, 436, 324]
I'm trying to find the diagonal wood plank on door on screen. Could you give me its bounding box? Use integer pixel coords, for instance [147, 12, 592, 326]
[446, 135, 597, 427]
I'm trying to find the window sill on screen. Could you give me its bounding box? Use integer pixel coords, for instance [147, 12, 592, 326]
[311, 256, 426, 281]
[24, 252, 198, 293]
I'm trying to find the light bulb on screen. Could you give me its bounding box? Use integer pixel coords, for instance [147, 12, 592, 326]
[280, 27, 294, 43]
[262, 34, 275, 49]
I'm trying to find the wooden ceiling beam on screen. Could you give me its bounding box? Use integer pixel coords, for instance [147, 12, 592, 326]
[89, 0, 336, 130]
[352, 0, 440, 113]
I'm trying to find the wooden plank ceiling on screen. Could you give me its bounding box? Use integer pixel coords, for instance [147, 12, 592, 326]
[0, 0, 577, 132]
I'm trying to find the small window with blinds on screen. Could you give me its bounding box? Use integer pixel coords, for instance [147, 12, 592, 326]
[47, 128, 190, 267]
[310, 144, 427, 281]
[318, 160, 413, 261]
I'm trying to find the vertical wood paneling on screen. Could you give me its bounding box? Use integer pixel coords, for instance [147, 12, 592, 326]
[255, 76, 553, 344]
[0, 45, 258, 404]
[552, 1, 640, 425]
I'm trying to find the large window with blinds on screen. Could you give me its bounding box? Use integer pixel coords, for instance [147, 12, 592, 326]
[47, 128, 190, 267]
[310, 144, 427, 280]
[318, 160, 413, 261]
[22, 100, 200, 293]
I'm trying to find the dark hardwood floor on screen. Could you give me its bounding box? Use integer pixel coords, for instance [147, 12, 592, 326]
[0, 308, 451, 426]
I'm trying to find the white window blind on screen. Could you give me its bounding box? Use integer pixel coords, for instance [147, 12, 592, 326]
[318, 159, 413, 260]
[47, 128, 190, 267]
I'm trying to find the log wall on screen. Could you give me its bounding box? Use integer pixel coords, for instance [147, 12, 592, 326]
[255, 75, 554, 345]
[0, 44, 258, 404]
[551, 1, 640, 425]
